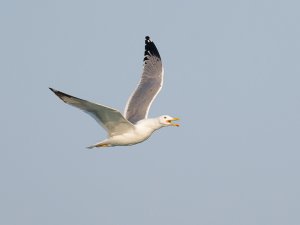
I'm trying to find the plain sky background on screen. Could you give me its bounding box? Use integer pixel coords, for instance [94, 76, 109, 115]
[1, 0, 300, 225]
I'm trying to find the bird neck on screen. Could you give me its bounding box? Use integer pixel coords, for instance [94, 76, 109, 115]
[136, 118, 163, 131]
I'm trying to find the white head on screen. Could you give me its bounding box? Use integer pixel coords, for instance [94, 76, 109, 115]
[158, 115, 180, 127]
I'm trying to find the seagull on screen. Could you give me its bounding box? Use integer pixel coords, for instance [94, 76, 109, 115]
[49, 36, 179, 148]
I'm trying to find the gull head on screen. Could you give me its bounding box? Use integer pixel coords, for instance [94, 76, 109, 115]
[159, 115, 180, 127]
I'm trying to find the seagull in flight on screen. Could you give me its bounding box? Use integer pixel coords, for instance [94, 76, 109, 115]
[50, 36, 179, 148]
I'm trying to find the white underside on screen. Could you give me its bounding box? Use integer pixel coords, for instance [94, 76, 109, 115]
[88, 118, 163, 148]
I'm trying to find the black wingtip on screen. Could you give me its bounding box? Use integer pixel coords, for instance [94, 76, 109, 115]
[49, 87, 71, 101]
[49, 87, 56, 93]
[144, 36, 161, 61]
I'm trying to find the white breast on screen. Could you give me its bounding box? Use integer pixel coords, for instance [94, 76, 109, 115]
[107, 118, 163, 146]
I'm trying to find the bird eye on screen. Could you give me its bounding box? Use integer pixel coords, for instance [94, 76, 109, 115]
[164, 116, 167, 119]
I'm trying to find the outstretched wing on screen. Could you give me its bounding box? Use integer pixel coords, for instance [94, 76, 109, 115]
[124, 36, 164, 124]
[49, 88, 134, 136]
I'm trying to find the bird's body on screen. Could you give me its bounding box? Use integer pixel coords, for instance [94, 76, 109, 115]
[89, 118, 163, 148]
[50, 36, 179, 148]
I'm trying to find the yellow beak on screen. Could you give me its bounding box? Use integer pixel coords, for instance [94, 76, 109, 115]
[168, 117, 180, 127]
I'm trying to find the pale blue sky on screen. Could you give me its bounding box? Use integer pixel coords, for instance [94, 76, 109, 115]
[1, 0, 300, 225]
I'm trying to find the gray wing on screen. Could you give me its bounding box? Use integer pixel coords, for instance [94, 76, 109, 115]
[49, 88, 134, 136]
[124, 36, 164, 124]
